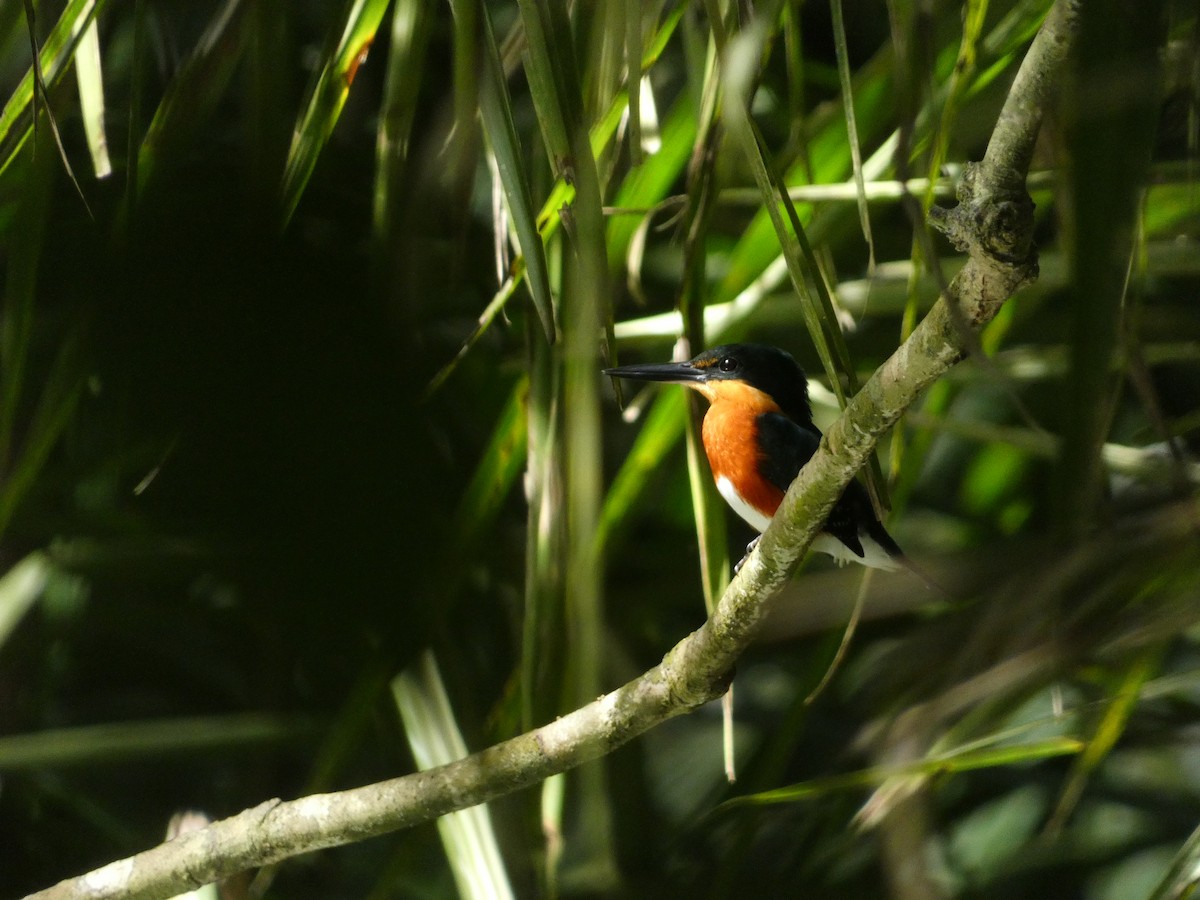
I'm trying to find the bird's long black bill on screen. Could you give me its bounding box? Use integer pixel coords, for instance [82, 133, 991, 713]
[602, 362, 705, 384]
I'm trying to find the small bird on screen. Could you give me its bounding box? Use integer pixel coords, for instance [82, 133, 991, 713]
[605, 343, 906, 572]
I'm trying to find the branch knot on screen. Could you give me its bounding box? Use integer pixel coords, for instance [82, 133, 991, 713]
[928, 162, 1038, 273]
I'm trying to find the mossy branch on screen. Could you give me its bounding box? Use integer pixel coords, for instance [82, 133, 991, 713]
[25, 2, 1080, 898]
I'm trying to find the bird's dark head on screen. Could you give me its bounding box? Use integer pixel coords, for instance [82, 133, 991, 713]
[604, 343, 812, 423]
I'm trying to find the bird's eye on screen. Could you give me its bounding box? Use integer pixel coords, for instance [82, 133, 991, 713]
[719, 357, 738, 372]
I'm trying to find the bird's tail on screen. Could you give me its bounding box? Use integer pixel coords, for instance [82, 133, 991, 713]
[867, 521, 947, 595]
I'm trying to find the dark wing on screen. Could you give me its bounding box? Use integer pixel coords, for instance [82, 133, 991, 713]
[755, 412, 817, 492]
[755, 412, 900, 561]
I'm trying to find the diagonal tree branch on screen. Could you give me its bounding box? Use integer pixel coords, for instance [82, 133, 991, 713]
[26, 2, 1080, 898]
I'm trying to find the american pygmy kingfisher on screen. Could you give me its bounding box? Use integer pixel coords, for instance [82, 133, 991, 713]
[605, 343, 905, 572]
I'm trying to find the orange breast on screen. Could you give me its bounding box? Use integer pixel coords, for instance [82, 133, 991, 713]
[699, 382, 784, 520]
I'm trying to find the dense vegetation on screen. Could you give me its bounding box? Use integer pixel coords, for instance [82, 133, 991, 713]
[1, 0, 1198, 897]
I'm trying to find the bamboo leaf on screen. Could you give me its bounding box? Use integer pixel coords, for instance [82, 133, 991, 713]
[596, 389, 688, 553]
[72, 1, 111, 179]
[0, 714, 315, 769]
[281, 0, 392, 225]
[393, 652, 516, 900]
[0, 327, 87, 542]
[830, 0, 875, 273]
[724, 738, 1084, 809]
[372, 0, 434, 237]
[0, 0, 106, 178]
[515, 0, 571, 166]
[451, 376, 530, 554]
[624, 0, 643, 167]
[722, 20, 858, 405]
[478, 1, 556, 343]
[1054, 0, 1164, 536]
[1046, 646, 1164, 833]
[134, 0, 253, 196]
[0, 134, 53, 472]
[430, 6, 685, 387]
[1148, 818, 1200, 900]
[0, 552, 49, 652]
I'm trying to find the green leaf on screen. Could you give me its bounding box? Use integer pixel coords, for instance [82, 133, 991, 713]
[72, 1, 111, 179]
[596, 389, 688, 554]
[372, 0, 434, 237]
[0, 0, 107, 177]
[724, 738, 1084, 809]
[1046, 647, 1165, 833]
[281, 0, 392, 224]
[393, 652, 516, 900]
[0, 713, 315, 769]
[478, 1, 556, 343]
[134, 0, 253, 197]
[830, 0, 875, 273]
[0, 553, 49, 652]
[722, 21, 859, 406]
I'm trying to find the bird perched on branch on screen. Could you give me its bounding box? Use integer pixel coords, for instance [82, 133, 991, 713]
[605, 343, 908, 573]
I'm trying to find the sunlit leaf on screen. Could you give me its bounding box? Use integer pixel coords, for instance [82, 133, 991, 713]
[281, 0, 391, 224]
[0, 0, 107, 177]
[478, 1, 555, 343]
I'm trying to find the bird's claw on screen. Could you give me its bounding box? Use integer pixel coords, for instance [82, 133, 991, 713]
[733, 536, 761, 575]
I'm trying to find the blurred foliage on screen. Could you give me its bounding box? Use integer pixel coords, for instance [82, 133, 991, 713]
[0, 0, 1198, 897]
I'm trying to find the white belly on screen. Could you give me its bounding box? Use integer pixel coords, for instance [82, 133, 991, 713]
[716, 475, 772, 532]
[718, 476, 900, 571]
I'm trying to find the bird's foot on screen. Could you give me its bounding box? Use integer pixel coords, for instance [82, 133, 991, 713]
[733, 535, 761, 575]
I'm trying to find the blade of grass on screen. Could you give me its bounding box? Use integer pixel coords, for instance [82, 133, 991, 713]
[606, 97, 696, 274]
[280, 0, 391, 225]
[722, 737, 1083, 809]
[624, 0, 643, 167]
[1045, 644, 1165, 835]
[830, 0, 875, 274]
[721, 19, 859, 407]
[0, 552, 49, 651]
[18, 0, 91, 215]
[515, 0, 570, 167]
[612, 133, 907, 347]
[133, 0, 252, 197]
[537, 3, 683, 238]
[393, 651, 516, 900]
[521, 326, 564, 730]
[0, 319, 87, 544]
[451, 377, 531, 554]
[0, 0, 105, 179]
[0, 133, 53, 473]
[715, 0, 1051, 314]
[1054, 0, 1164, 537]
[522, 323, 569, 886]
[676, 23, 730, 612]
[425, 277, 524, 399]
[596, 389, 688, 554]
[72, 0, 111, 179]
[0, 714, 315, 769]
[447, 0, 478, 206]
[517, 0, 619, 884]
[429, 6, 685, 391]
[478, 0, 555, 343]
[1147, 818, 1200, 900]
[891, 0, 989, 479]
[372, 0, 433, 238]
[714, 52, 895, 307]
[675, 18, 737, 780]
